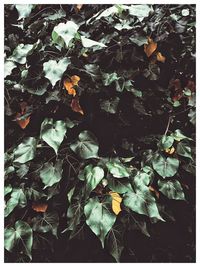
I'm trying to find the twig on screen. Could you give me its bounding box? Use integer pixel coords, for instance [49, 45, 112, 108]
[164, 116, 172, 135]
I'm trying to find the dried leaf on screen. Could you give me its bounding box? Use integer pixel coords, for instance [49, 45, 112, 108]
[109, 191, 122, 215]
[71, 75, 80, 86]
[32, 203, 48, 213]
[149, 186, 160, 198]
[76, 4, 83, 11]
[64, 75, 80, 96]
[144, 37, 157, 57]
[156, 52, 166, 63]
[71, 97, 84, 115]
[15, 102, 31, 129]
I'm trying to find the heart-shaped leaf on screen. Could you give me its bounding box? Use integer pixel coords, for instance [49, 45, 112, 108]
[152, 154, 179, 178]
[14, 137, 37, 164]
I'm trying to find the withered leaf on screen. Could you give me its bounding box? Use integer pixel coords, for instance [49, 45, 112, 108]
[144, 37, 157, 57]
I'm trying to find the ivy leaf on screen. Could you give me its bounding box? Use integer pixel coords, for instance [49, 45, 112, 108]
[106, 224, 124, 262]
[176, 142, 193, 160]
[128, 5, 153, 21]
[100, 97, 120, 114]
[78, 164, 104, 197]
[13, 137, 37, 164]
[8, 43, 34, 64]
[84, 197, 116, 248]
[152, 154, 179, 178]
[5, 188, 27, 217]
[102, 72, 119, 86]
[123, 190, 164, 221]
[108, 177, 133, 193]
[16, 163, 30, 178]
[39, 160, 63, 189]
[144, 37, 157, 57]
[171, 129, 192, 141]
[4, 60, 17, 78]
[106, 160, 130, 178]
[43, 58, 71, 86]
[81, 36, 107, 48]
[188, 108, 195, 125]
[70, 130, 99, 159]
[143, 63, 160, 80]
[129, 34, 148, 46]
[132, 170, 153, 192]
[158, 179, 185, 200]
[4, 184, 12, 196]
[32, 212, 59, 237]
[109, 192, 122, 215]
[15, 4, 34, 20]
[52, 21, 79, 48]
[66, 200, 83, 233]
[4, 220, 33, 260]
[159, 135, 174, 150]
[40, 118, 67, 154]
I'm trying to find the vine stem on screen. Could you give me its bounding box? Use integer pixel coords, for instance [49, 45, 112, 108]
[164, 116, 172, 136]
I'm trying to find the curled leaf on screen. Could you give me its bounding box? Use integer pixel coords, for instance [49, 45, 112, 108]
[156, 52, 166, 63]
[64, 75, 80, 96]
[109, 191, 122, 215]
[144, 37, 157, 57]
[32, 203, 48, 213]
[15, 102, 31, 129]
[71, 97, 84, 115]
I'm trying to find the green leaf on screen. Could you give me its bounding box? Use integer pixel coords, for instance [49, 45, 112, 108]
[127, 5, 153, 21]
[13, 137, 37, 164]
[43, 58, 70, 86]
[5, 188, 27, 217]
[188, 108, 195, 125]
[66, 200, 83, 233]
[123, 190, 164, 221]
[176, 142, 193, 160]
[158, 179, 185, 200]
[100, 97, 120, 114]
[108, 177, 133, 193]
[70, 130, 99, 159]
[25, 186, 46, 201]
[4, 184, 12, 196]
[171, 129, 192, 141]
[129, 34, 148, 46]
[102, 72, 119, 86]
[4, 60, 17, 78]
[159, 135, 174, 150]
[106, 160, 130, 178]
[84, 197, 116, 248]
[40, 160, 63, 189]
[132, 170, 153, 192]
[152, 154, 179, 178]
[32, 212, 59, 237]
[78, 164, 104, 196]
[143, 64, 160, 80]
[15, 4, 34, 20]
[16, 164, 30, 178]
[52, 21, 79, 48]
[9, 43, 34, 64]
[81, 36, 107, 48]
[106, 224, 124, 262]
[40, 118, 67, 154]
[4, 220, 33, 260]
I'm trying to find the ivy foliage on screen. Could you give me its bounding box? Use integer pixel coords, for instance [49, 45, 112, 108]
[5, 4, 195, 263]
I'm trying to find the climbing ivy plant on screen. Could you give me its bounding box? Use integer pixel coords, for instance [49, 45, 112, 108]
[4, 4, 195, 263]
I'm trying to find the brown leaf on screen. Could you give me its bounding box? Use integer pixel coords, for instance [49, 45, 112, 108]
[144, 37, 157, 57]
[71, 97, 84, 115]
[149, 186, 160, 199]
[32, 203, 48, 213]
[15, 101, 30, 129]
[156, 52, 166, 63]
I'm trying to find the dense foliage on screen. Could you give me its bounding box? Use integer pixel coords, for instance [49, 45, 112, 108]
[4, 4, 195, 262]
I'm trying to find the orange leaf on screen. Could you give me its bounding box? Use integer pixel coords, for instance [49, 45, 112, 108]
[149, 186, 160, 199]
[165, 146, 175, 155]
[64, 80, 76, 96]
[32, 203, 48, 213]
[71, 97, 84, 115]
[156, 52, 166, 63]
[71, 75, 80, 86]
[144, 37, 157, 57]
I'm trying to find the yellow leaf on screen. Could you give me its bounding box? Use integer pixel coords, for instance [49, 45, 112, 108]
[109, 191, 122, 215]
[156, 52, 166, 63]
[144, 37, 157, 57]
[165, 146, 175, 155]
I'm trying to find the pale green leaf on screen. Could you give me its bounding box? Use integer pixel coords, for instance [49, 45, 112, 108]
[13, 137, 37, 164]
[70, 130, 99, 159]
[152, 154, 179, 178]
[40, 160, 63, 189]
[81, 36, 107, 48]
[158, 179, 185, 200]
[4, 61, 17, 78]
[43, 58, 71, 86]
[106, 160, 130, 178]
[5, 188, 27, 217]
[15, 4, 34, 20]
[176, 142, 193, 160]
[40, 118, 67, 154]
